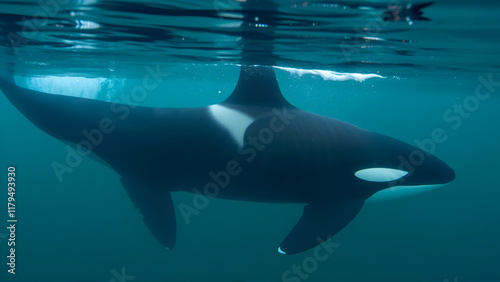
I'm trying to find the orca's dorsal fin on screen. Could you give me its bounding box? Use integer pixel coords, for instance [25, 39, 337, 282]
[223, 65, 293, 108]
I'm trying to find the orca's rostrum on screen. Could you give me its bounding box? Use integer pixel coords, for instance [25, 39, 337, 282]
[0, 65, 454, 254]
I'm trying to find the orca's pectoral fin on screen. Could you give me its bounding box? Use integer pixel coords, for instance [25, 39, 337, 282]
[120, 178, 176, 249]
[278, 198, 364, 255]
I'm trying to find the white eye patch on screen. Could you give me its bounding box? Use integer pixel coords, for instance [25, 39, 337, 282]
[354, 168, 408, 182]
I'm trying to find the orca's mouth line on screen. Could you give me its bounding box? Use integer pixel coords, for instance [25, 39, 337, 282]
[368, 184, 447, 201]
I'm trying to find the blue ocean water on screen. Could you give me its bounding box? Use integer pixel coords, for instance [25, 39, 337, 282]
[0, 0, 499, 281]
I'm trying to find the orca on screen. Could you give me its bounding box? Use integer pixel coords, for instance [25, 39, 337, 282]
[0, 65, 455, 254]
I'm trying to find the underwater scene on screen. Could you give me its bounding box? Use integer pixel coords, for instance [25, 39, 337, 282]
[0, 0, 499, 281]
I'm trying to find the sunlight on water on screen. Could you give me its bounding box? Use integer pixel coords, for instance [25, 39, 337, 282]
[13, 76, 124, 99]
[274, 66, 385, 82]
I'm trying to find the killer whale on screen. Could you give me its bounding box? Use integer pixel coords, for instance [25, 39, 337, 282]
[0, 65, 455, 254]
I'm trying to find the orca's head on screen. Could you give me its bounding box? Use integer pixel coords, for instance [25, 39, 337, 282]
[348, 132, 455, 200]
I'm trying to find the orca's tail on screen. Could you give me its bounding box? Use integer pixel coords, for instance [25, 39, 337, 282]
[0, 75, 116, 144]
[0, 75, 24, 109]
[0, 75, 14, 85]
[0, 75, 17, 101]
